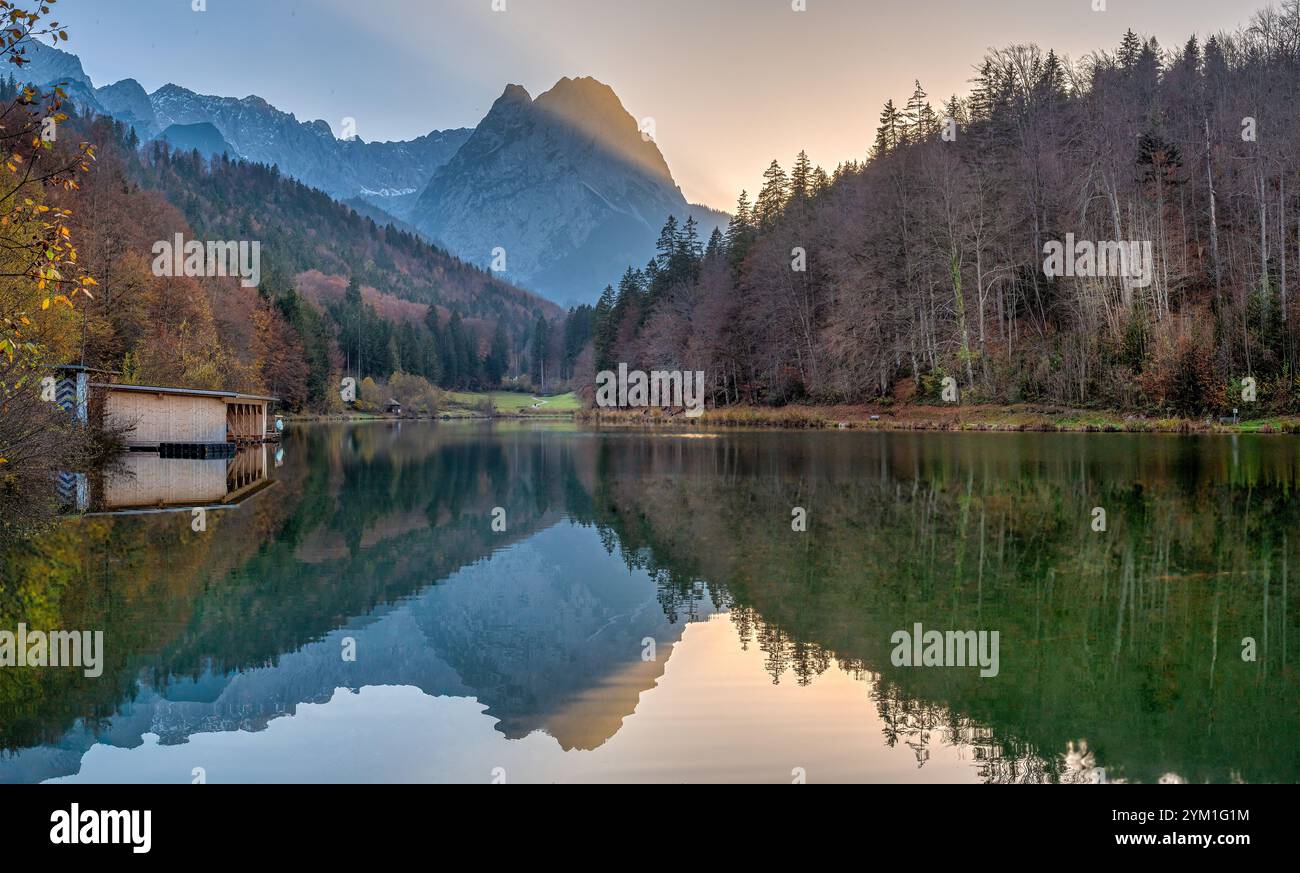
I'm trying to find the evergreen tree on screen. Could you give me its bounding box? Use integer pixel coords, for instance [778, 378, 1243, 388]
[444, 310, 466, 388]
[594, 284, 617, 371]
[1204, 35, 1228, 88]
[456, 316, 478, 387]
[872, 99, 903, 157]
[726, 191, 753, 248]
[531, 315, 552, 389]
[726, 190, 756, 267]
[278, 288, 333, 410]
[904, 80, 938, 140]
[681, 215, 702, 260]
[1036, 50, 1067, 105]
[486, 320, 509, 385]
[422, 326, 442, 385]
[1135, 37, 1163, 93]
[942, 95, 965, 129]
[791, 150, 813, 201]
[561, 304, 594, 378]
[339, 275, 364, 378]
[617, 267, 644, 306]
[1177, 35, 1201, 77]
[810, 165, 830, 196]
[1118, 29, 1143, 69]
[969, 61, 997, 123]
[755, 160, 790, 228]
[655, 215, 680, 270]
[705, 226, 725, 260]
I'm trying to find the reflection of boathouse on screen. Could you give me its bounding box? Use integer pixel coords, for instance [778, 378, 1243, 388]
[96, 446, 275, 514]
[58, 445, 277, 515]
[56, 365, 278, 455]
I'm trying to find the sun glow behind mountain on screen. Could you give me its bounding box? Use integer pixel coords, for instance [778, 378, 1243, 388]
[52, 0, 1266, 210]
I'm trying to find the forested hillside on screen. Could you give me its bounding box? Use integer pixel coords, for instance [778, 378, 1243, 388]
[41, 106, 561, 412]
[585, 3, 1300, 415]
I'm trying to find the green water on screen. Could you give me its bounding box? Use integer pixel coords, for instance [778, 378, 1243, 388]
[0, 422, 1295, 783]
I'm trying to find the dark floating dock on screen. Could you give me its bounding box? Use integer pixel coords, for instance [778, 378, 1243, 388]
[157, 442, 239, 460]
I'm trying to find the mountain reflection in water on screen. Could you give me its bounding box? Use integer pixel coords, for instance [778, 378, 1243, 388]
[0, 422, 1295, 783]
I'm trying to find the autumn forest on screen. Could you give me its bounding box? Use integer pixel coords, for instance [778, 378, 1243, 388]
[592, 5, 1300, 417]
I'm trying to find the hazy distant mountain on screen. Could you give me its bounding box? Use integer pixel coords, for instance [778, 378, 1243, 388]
[18, 40, 471, 217]
[411, 77, 726, 305]
[148, 84, 472, 216]
[157, 121, 233, 159]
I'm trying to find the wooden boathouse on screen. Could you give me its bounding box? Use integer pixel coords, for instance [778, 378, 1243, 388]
[55, 366, 278, 456]
[97, 384, 278, 455]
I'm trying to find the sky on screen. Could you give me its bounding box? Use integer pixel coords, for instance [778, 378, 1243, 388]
[51, 0, 1269, 210]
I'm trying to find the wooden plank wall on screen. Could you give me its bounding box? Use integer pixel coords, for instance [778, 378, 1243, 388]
[101, 455, 229, 508]
[105, 391, 229, 447]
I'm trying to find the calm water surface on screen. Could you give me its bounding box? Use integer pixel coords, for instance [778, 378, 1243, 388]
[0, 422, 1295, 783]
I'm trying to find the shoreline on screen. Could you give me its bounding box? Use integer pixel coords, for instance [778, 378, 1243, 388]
[281, 403, 1300, 434]
[283, 411, 574, 423]
[575, 403, 1300, 434]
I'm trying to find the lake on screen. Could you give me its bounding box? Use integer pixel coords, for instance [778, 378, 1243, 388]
[0, 422, 1295, 783]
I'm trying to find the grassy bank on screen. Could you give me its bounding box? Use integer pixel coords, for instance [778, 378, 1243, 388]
[578, 403, 1300, 434]
[287, 391, 582, 422]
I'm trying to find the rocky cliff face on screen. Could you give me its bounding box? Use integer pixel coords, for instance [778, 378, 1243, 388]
[411, 77, 723, 305]
[14, 36, 93, 90]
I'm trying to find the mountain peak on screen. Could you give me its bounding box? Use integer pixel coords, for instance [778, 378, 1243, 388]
[101, 77, 145, 93]
[543, 75, 618, 100]
[95, 77, 157, 136]
[532, 74, 671, 185]
[535, 75, 626, 119]
[497, 83, 532, 105]
[152, 82, 191, 98]
[412, 74, 716, 305]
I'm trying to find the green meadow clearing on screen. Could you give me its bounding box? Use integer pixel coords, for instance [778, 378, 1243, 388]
[443, 391, 582, 417]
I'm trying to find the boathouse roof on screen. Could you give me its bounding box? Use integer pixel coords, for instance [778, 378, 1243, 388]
[90, 382, 278, 404]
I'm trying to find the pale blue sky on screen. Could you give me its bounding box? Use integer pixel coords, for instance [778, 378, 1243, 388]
[52, 0, 1269, 209]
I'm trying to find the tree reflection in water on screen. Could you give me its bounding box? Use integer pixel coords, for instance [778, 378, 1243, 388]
[0, 424, 1295, 783]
